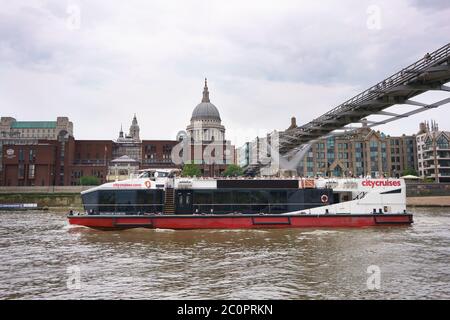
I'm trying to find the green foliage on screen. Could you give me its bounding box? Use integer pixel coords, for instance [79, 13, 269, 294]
[80, 176, 100, 186]
[401, 167, 418, 177]
[182, 163, 202, 177]
[223, 164, 244, 177]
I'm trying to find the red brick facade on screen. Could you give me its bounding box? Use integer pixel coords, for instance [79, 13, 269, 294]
[70, 140, 113, 185]
[1, 139, 182, 186]
[141, 140, 179, 169]
[1, 138, 76, 186]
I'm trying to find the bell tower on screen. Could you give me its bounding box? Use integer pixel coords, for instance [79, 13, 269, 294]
[129, 114, 140, 141]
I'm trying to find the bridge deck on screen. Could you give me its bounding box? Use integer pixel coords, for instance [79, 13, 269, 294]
[280, 43, 450, 152]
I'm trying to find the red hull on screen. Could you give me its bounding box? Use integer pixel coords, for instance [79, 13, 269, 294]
[68, 213, 413, 230]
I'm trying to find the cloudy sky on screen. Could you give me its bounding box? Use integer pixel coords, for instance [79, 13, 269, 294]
[1, 0, 449, 146]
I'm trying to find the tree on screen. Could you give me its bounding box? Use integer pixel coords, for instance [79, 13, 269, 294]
[223, 164, 244, 177]
[182, 162, 202, 177]
[401, 167, 418, 177]
[80, 176, 100, 186]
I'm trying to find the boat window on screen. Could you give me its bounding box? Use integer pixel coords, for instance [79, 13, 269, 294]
[156, 171, 169, 177]
[98, 191, 115, 212]
[80, 189, 165, 214]
[251, 190, 271, 204]
[269, 191, 288, 203]
[115, 190, 137, 213]
[139, 171, 150, 178]
[212, 191, 232, 204]
[82, 191, 98, 212]
[235, 190, 251, 204]
[193, 190, 213, 204]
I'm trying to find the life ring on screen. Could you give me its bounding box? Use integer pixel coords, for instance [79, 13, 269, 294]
[144, 180, 152, 189]
[321, 194, 329, 203]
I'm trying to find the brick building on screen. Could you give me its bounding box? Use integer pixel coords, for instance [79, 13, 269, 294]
[293, 118, 418, 178]
[0, 117, 74, 185]
[2, 142, 58, 186]
[141, 140, 179, 169]
[2, 133, 75, 186]
[0, 115, 183, 186]
[70, 140, 113, 185]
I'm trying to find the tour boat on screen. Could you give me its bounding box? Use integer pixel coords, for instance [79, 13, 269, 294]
[67, 169, 413, 230]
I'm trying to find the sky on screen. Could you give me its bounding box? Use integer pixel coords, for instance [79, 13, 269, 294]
[0, 0, 449, 147]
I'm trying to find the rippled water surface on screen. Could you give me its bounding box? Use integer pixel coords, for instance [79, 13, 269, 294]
[0, 208, 449, 299]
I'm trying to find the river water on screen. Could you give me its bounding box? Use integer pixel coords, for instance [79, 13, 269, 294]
[0, 208, 449, 299]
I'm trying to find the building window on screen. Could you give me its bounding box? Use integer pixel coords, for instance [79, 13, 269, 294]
[29, 164, 35, 179]
[424, 138, 432, 150]
[18, 164, 25, 179]
[326, 138, 335, 148]
[370, 141, 378, 151]
[437, 136, 449, 149]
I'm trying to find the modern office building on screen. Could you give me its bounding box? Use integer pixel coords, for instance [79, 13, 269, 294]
[237, 142, 250, 168]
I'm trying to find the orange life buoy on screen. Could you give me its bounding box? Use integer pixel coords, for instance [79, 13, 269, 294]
[321, 194, 329, 203]
[144, 180, 152, 189]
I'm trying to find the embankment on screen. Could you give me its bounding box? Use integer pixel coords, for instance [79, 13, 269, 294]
[405, 183, 450, 207]
[406, 182, 450, 197]
[406, 196, 450, 207]
[0, 186, 88, 211]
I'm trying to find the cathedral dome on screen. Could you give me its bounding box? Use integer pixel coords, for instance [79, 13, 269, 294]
[190, 79, 221, 122]
[191, 102, 221, 121]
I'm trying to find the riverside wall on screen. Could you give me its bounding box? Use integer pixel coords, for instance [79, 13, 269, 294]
[0, 186, 90, 211]
[405, 183, 450, 197]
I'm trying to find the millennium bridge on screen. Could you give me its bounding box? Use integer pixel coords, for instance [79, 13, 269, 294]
[246, 42, 450, 175]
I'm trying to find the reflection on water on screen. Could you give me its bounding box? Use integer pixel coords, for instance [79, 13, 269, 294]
[0, 208, 449, 299]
